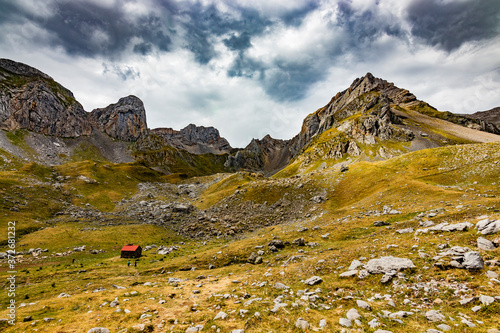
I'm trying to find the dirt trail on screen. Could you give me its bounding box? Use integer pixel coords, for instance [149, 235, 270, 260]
[394, 109, 500, 143]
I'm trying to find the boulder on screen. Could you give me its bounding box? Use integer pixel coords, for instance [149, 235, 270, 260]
[463, 252, 484, 270]
[303, 276, 322, 286]
[425, 310, 445, 322]
[292, 238, 306, 246]
[477, 237, 496, 250]
[365, 257, 416, 274]
[295, 318, 310, 330]
[268, 239, 284, 249]
[87, 329, 110, 333]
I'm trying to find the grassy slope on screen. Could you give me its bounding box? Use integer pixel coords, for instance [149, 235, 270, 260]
[0, 142, 499, 332]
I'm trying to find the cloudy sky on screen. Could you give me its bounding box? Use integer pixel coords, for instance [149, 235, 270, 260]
[1, 0, 499, 147]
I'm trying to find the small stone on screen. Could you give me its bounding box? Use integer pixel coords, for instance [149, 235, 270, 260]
[479, 295, 495, 306]
[472, 305, 482, 312]
[356, 300, 371, 311]
[87, 329, 110, 333]
[339, 317, 352, 328]
[214, 311, 228, 320]
[486, 271, 499, 279]
[304, 276, 322, 286]
[319, 319, 327, 328]
[368, 318, 380, 328]
[436, 324, 451, 331]
[295, 318, 310, 330]
[340, 270, 358, 277]
[346, 308, 361, 321]
[459, 297, 477, 305]
[348, 260, 363, 271]
[425, 310, 445, 322]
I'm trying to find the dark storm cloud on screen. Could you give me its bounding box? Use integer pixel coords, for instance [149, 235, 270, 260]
[0, 0, 174, 58]
[408, 0, 500, 52]
[336, 1, 405, 48]
[223, 32, 252, 51]
[281, 1, 320, 26]
[227, 0, 406, 102]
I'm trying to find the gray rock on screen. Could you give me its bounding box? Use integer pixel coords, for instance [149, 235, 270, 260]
[214, 311, 228, 320]
[366, 256, 416, 274]
[348, 260, 363, 271]
[479, 295, 495, 306]
[274, 282, 289, 290]
[346, 308, 361, 321]
[292, 237, 306, 246]
[358, 269, 369, 279]
[425, 310, 445, 322]
[268, 239, 284, 249]
[436, 324, 451, 331]
[472, 305, 482, 312]
[319, 319, 327, 328]
[459, 297, 478, 305]
[230, 330, 245, 333]
[339, 317, 352, 327]
[478, 237, 496, 250]
[87, 328, 110, 333]
[304, 276, 322, 286]
[186, 325, 204, 333]
[295, 318, 310, 330]
[356, 299, 371, 310]
[340, 270, 358, 277]
[463, 251, 484, 270]
[368, 318, 380, 328]
[373, 221, 389, 226]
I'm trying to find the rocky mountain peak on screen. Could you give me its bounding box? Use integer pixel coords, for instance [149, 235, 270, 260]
[151, 124, 232, 155]
[90, 95, 148, 142]
[0, 58, 53, 80]
[0, 59, 92, 137]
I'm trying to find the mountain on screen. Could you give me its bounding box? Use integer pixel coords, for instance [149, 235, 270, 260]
[225, 135, 293, 175]
[0, 58, 92, 137]
[232, 73, 500, 176]
[467, 107, 500, 125]
[1, 58, 499, 178]
[152, 124, 232, 155]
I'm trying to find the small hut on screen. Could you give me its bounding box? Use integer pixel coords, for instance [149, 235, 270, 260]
[121, 244, 142, 258]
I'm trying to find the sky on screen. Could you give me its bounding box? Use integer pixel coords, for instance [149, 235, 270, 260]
[1, 0, 499, 147]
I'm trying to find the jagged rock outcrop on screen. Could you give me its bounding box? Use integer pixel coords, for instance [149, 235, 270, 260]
[289, 73, 418, 154]
[225, 135, 293, 175]
[152, 124, 232, 154]
[469, 107, 500, 125]
[0, 58, 92, 137]
[90, 95, 148, 142]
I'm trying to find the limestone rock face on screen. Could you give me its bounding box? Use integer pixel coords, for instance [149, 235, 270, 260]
[0, 58, 92, 137]
[225, 135, 293, 175]
[90, 95, 147, 142]
[152, 124, 232, 154]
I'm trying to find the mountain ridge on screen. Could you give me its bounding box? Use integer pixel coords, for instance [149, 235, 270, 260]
[1, 58, 499, 177]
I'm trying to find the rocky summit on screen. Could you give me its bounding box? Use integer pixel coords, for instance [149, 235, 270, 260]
[0, 59, 500, 333]
[90, 95, 148, 142]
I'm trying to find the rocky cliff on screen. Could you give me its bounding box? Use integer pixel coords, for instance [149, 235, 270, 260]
[152, 124, 232, 154]
[225, 135, 293, 175]
[468, 107, 500, 125]
[0, 59, 92, 137]
[90, 95, 148, 142]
